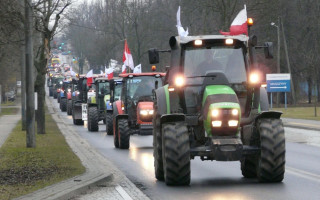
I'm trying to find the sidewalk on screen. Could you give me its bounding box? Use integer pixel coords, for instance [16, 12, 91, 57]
[282, 118, 320, 131]
[0, 114, 20, 148]
[14, 95, 149, 200]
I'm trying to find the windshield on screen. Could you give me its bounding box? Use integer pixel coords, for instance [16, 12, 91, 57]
[114, 84, 122, 101]
[98, 82, 110, 95]
[127, 76, 162, 100]
[183, 46, 247, 84]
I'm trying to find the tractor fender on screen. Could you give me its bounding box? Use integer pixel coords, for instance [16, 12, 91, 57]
[160, 114, 185, 125]
[114, 100, 124, 115]
[67, 92, 72, 100]
[256, 111, 282, 121]
[155, 86, 168, 115]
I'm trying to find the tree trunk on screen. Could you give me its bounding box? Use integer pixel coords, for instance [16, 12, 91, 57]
[35, 71, 46, 134]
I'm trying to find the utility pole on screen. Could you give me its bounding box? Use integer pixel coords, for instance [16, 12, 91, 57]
[20, 0, 26, 130]
[25, 0, 35, 148]
[271, 18, 281, 106]
[281, 19, 296, 105]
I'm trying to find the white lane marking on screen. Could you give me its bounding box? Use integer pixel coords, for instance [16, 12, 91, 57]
[286, 166, 320, 182]
[115, 185, 133, 200]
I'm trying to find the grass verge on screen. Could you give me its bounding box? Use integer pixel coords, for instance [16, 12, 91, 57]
[0, 113, 85, 199]
[0, 107, 19, 116]
[272, 107, 320, 121]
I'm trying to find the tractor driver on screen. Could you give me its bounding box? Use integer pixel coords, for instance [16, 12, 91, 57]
[133, 79, 154, 101]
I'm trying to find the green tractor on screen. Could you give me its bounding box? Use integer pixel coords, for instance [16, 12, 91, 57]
[149, 34, 285, 185]
[87, 77, 111, 132]
[72, 75, 87, 125]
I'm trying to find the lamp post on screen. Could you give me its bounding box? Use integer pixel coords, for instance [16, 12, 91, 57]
[271, 18, 281, 106]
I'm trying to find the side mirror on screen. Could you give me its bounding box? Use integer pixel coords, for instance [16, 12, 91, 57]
[264, 42, 273, 59]
[148, 48, 159, 64]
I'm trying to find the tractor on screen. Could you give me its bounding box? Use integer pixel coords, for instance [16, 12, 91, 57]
[59, 79, 72, 112]
[87, 77, 112, 132]
[51, 76, 64, 99]
[72, 75, 88, 125]
[67, 77, 79, 115]
[112, 72, 165, 149]
[106, 78, 122, 135]
[148, 25, 285, 185]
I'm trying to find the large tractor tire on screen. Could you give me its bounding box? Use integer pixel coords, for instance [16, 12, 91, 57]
[113, 110, 119, 148]
[49, 88, 53, 97]
[53, 91, 57, 99]
[241, 156, 258, 178]
[105, 113, 113, 135]
[256, 118, 285, 182]
[162, 122, 190, 186]
[60, 98, 67, 112]
[87, 106, 99, 132]
[153, 107, 164, 181]
[67, 100, 72, 115]
[118, 119, 130, 149]
[57, 93, 61, 103]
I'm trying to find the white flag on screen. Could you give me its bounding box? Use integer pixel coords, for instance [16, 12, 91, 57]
[176, 6, 189, 37]
[133, 64, 142, 73]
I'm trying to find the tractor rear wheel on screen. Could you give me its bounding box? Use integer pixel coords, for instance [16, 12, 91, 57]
[67, 100, 72, 115]
[105, 113, 113, 135]
[57, 93, 61, 103]
[88, 107, 99, 132]
[53, 91, 57, 99]
[241, 156, 258, 178]
[257, 118, 285, 182]
[118, 119, 130, 149]
[60, 98, 67, 112]
[162, 122, 190, 186]
[49, 88, 53, 96]
[72, 104, 84, 125]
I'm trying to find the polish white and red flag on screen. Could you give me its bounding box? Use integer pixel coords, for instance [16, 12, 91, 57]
[121, 64, 127, 74]
[220, 5, 248, 36]
[86, 69, 93, 86]
[105, 67, 114, 80]
[123, 40, 134, 70]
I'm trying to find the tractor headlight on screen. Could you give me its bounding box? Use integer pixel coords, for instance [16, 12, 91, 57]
[231, 109, 238, 116]
[249, 72, 260, 84]
[212, 121, 222, 127]
[211, 109, 219, 117]
[174, 75, 185, 87]
[68, 89, 71, 92]
[228, 120, 238, 127]
[149, 110, 154, 115]
[140, 110, 154, 115]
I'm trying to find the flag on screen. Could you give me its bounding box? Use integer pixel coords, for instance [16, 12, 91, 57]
[100, 70, 104, 75]
[176, 6, 189, 37]
[133, 64, 142, 73]
[86, 69, 93, 86]
[220, 5, 248, 36]
[122, 40, 134, 70]
[121, 64, 127, 74]
[105, 68, 114, 80]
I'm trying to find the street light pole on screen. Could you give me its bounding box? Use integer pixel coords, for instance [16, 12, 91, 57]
[271, 18, 281, 106]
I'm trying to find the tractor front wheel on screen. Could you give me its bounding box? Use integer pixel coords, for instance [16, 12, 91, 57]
[118, 119, 130, 149]
[256, 118, 285, 182]
[162, 122, 190, 186]
[61, 98, 67, 112]
[57, 93, 61, 103]
[67, 100, 72, 115]
[87, 107, 99, 132]
[153, 108, 164, 181]
[105, 113, 113, 135]
[53, 91, 57, 99]
[49, 88, 53, 96]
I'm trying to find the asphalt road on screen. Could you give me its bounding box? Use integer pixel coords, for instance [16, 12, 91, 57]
[50, 98, 320, 200]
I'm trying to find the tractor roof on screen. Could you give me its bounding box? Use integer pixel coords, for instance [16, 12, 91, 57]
[95, 76, 121, 82]
[119, 73, 166, 78]
[178, 35, 248, 44]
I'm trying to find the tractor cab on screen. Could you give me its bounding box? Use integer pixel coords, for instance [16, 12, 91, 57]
[149, 26, 285, 185]
[59, 79, 72, 112]
[87, 77, 113, 132]
[53, 77, 64, 100]
[112, 72, 165, 149]
[72, 75, 87, 125]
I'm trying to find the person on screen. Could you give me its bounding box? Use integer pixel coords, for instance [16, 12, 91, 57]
[197, 49, 223, 74]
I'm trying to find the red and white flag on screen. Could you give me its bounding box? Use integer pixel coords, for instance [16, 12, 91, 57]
[122, 40, 134, 70]
[220, 5, 248, 36]
[86, 69, 93, 86]
[121, 64, 127, 74]
[105, 67, 114, 80]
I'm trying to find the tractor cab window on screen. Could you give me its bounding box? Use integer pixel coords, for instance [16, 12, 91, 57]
[127, 76, 162, 101]
[114, 84, 122, 101]
[98, 82, 110, 95]
[183, 46, 247, 84]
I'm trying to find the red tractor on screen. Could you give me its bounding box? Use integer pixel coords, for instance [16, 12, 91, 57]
[112, 72, 165, 149]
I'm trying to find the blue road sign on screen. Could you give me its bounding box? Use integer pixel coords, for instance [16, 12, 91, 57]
[267, 80, 291, 92]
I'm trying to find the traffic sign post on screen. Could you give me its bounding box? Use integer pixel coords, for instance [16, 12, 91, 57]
[266, 74, 291, 109]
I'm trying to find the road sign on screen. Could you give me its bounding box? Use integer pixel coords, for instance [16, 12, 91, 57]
[266, 73, 291, 92]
